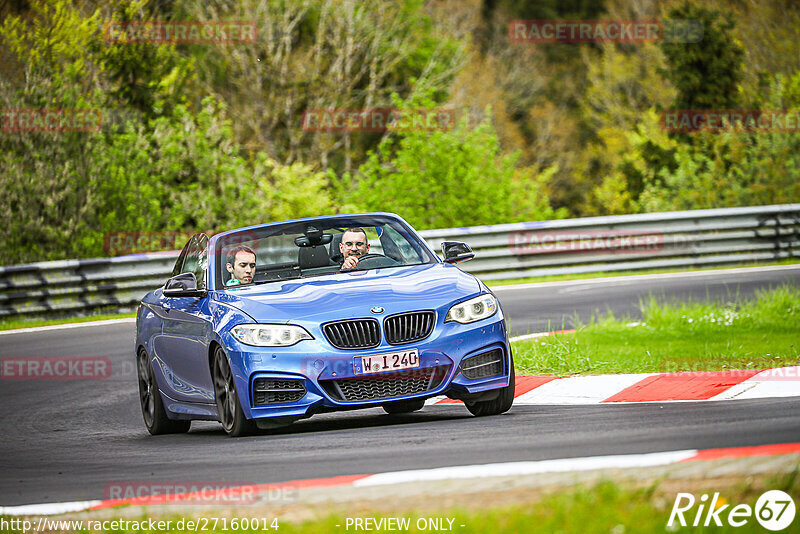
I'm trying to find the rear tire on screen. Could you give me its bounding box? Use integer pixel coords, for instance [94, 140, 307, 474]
[465, 358, 515, 417]
[382, 398, 426, 415]
[212, 345, 257, 437]
[137, 349, 191, 435]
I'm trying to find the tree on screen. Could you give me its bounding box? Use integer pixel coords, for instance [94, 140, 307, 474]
[178, 0, 466, 175]
[0, 0, 335, 264]
[660, 1, 745, 111]
[634, 72, 800, 212]
[341, 94, 564, 229]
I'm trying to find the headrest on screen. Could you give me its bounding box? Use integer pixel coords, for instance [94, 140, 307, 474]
[329, 232, 344, 263]
[298, 245, 331, 269]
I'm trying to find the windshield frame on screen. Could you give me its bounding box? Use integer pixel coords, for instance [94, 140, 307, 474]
[209, 213, 439, 291]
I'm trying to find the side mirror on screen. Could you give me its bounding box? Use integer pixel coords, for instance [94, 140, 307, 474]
[442, 241, 475, 264]
[163, 272, 207, 298]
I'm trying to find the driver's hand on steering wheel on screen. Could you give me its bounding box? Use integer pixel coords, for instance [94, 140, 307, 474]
[342, 256, 359, 270]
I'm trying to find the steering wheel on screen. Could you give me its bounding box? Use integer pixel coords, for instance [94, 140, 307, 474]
[356, 253, 384, 262]
[341, 253, 390, 270]
[356, 253, 401, 269]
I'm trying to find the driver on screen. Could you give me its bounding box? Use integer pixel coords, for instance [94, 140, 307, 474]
[225, 245, 256, 286]
[340, 227, 370, 270]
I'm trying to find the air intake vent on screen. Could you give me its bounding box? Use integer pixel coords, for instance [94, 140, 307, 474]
[320, 366, 450, 402]
[323, 319, 380, 349]
[252, 378, 306, 406]
[461, 349, 504, 379]
[384, 311, 435, 345]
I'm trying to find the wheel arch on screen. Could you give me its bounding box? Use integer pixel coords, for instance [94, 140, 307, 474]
[208, 340, 222, 379]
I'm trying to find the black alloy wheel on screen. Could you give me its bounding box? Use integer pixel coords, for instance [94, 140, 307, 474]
[137, 349, 191, 435]
[465, 357, 515, 417]
[212, 345, 257, 437]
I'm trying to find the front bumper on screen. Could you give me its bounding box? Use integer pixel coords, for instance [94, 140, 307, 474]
[223, 314, 511, 420]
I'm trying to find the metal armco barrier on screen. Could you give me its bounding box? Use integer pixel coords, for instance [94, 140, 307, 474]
[1, 204, 798, 318]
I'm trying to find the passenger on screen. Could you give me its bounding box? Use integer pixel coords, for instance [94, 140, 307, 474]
[225, 245, 256, 286]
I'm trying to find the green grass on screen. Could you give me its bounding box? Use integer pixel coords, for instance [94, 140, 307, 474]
[0, 311, 135, 331]
[485, 258, 800, 287]
[297, 471, 799, 533]
[513, 285, 800, 375]
[300, 483, 676, 534]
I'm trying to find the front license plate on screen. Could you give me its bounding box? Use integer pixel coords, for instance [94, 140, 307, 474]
[354, 349, 419, 375]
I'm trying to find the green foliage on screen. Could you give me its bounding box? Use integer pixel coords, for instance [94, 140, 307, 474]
[341, 94, 564, 230]
[660, 1, 745, 110]
[100, 1, 196, 119]
[0, 0, 337, 265]
[251, 155, 334, 223]
[99, 98, 264, 233]
[633, 74, 800, 212]
[578, 37, 677, 215]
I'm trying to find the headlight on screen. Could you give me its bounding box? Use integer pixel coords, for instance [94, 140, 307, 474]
[230, 324, 313, 347]
[445, 294, 498, 324]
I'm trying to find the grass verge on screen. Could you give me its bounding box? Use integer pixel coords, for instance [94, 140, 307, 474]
[0, 311, 136, 331]
[512, 285, 800, 375]
[295, 471, 800, 534]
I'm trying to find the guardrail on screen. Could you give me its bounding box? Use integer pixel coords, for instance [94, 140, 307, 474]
[1, 204, 798, 318]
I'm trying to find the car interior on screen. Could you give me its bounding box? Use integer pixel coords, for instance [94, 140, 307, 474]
[218, 221, 424, 288]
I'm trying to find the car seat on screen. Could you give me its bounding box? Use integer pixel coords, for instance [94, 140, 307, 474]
[298, 244, 331, 269]
[329, 232, 344, 264]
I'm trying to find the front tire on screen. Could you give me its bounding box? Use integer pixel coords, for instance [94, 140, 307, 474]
[465, 358, 515, 417]
[137, 350, 191, 435]
[212, 345, 257, 437]
[382, 398, 426, 414]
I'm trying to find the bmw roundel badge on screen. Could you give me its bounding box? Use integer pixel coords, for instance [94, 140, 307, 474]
[370, 306, 385, 314]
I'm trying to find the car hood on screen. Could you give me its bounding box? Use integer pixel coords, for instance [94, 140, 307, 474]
[213, 263, 480, 323]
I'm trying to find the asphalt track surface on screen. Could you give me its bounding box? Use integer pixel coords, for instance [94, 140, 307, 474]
[0, 267, 798, 506]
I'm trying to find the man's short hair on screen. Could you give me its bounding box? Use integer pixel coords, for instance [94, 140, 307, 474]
[342, 227, 367, 240]
[225, 245, 256, 266]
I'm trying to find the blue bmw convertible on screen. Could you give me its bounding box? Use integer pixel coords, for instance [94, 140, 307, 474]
[135, 213, 514, 436]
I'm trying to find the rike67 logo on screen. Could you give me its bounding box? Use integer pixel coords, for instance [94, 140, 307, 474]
[668, 490, 796, 531]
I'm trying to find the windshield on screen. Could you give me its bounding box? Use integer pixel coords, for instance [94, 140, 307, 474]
[214, 215, 437, 289]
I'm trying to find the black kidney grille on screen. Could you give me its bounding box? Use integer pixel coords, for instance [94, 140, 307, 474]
[384, 311, 435, 345]
[323, 319, 380, 349]
[320, 365, 450, 402]
[252, 378, 306, 406]
[461, 349, 504, 379]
